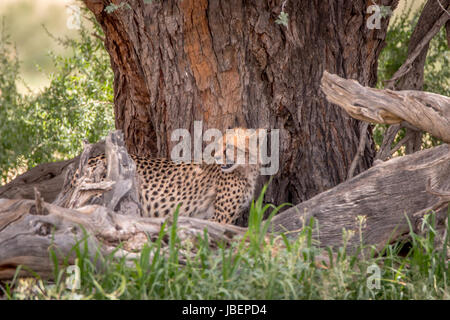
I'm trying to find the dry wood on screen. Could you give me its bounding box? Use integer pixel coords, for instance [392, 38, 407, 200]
[385, 0, 450, 155]
[320, 71, 450, 143]
[0, 139, 107, 204]
[375, 124, 401, 161]
[347, 122, 369, 179]
[0, 131, 246, 280]
[0, 158, 77, 203]
[270, 143, 450, 252]
[0, 199, 246, 280]
[54, 131, 142, 217]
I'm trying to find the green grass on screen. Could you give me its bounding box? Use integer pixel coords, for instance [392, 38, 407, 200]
[2, 191, 448, 300]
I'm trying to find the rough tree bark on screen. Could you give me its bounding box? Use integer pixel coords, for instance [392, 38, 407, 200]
[82, 0, 398, 211]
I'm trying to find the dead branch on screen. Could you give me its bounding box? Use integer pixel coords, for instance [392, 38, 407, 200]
[0, 158, 77, 203]
[375, 124, 402, 161]
[385, 0, 450, 155]
[347, 122, 369, 179]
[320, 71, 450, 143]
[0, 199, 246, 280]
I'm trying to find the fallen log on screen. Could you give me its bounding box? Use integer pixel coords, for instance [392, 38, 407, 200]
[0, 199, 246, 280]
[0, 140, 106, 203]
[270, 143, 450, 251]
[0, 158, 76, 203]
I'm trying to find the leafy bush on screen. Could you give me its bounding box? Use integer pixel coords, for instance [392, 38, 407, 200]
[0, 15, 114, 184]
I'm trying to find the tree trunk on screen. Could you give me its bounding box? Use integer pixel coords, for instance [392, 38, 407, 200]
[83, 0, 398, 215]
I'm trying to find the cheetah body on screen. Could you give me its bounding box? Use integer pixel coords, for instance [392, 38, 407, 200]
[76, 128, 262, 224]
[131, 155, 259, 223]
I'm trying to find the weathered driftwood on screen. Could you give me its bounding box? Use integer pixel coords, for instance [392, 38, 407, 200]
[349, 2, 450, 165]
[320, 71, 450, 143]
[0, 139, 106, 203]
[388, 0, 450, 155]
[270, 144, 450, 252]
[0, 199, 246, 280]
[53, 131, 141, 217]
[0, 158, 77, 203]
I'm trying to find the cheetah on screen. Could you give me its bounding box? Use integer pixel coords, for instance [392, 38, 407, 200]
[72, 128, 262, 224]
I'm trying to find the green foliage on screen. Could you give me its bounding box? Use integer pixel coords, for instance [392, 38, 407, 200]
[377, 4, 418, 88]
[0, 15, 114, 183]
[0, 22, 28, 181]
[375, 2, 449, 152]
[379, 5, 394, 19]
[377, 3, 449, 96]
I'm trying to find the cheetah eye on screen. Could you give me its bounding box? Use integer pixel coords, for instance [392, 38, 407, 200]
[221, 163, 234, 170]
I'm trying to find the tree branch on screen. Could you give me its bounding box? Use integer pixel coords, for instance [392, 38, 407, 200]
[320, 71, 450, 143]
[347, 122, 369, 179]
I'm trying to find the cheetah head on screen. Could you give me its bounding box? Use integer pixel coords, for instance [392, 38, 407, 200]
[214, 128, 264, 174]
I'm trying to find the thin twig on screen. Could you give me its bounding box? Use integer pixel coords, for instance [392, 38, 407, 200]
[91, 32, 105, 42]
[389, 131, 413, 156]
[32, 187, 46, 216]
[376, 124, 402, 161]
[436, 0, 450, 17]
[347, 122, 369, 180]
